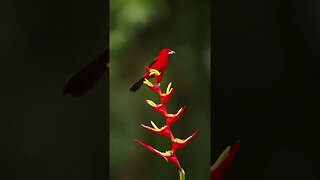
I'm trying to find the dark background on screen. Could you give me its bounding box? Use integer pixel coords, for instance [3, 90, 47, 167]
[213, 0, 320, 179]
[0, 0, 108, 179]
[2, 0, 320, 179]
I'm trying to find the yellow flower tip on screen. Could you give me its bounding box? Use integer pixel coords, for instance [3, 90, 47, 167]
[212, 146, 231, 171]
[166, 113, 173, 117]
[177, 106, 185, 114]
[164, 150, 173, 156]
[174, 138, 184, 143]
[143, 78, 153, 87]
[150, 121, 160, 130]
[146, 99, 156, 107]
[166, 82, 172, 94]
[166, 106, 185, 117]
[149, 69, 161, 76]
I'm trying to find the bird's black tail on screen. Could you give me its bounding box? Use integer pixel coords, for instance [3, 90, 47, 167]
[129, 78, 144, 92]
[63, 48, 108, 96]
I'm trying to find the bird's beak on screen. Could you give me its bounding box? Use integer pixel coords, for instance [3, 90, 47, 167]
[169, 50, 176, 55]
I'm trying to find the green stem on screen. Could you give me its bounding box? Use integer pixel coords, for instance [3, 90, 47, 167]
[179, 169, 185, 180]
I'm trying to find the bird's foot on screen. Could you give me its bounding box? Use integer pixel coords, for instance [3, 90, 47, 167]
[154, 83, 161, 90]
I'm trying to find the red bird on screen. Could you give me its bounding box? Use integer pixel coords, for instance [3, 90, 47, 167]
[129, 48, 175, 92]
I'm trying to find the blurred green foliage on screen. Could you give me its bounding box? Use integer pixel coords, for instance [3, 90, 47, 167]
[110, 0, 210, 179]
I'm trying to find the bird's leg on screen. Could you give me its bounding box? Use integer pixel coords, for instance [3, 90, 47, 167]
[156, 74, 163, 85]
[154, 75, 163, 91]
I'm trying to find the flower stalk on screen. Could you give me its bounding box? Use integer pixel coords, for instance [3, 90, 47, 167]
[136, 69, 198, 179]
[179, 169, 185, 180]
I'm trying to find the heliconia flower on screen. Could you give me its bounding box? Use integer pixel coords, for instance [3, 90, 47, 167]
[135, 140, 183, 171]
[172, 130, 198, 152]
[164, 152, 182, 171]
[211, 140, 240, 180]
[137, 62, 197, 180]
[165, 106, 186, 126]
[145, 67, 161, 76]
[160, 82, 174, 104]
[145, 99, 167, 115]
[141, 121, 174, 139]
[143, 79, 161, 93]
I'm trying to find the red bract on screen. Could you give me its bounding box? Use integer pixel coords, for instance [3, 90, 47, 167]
[135, 68, 198, 180]
[141, 122, 173, 139]
[145, 99, 167, 115]
[172, 130, 198, 152]
[165, 106, 186, 126]
[143, 78, 161, 94]
[160, 82, 174, 104]
[211, 140, 240, 180]
[144, 66, 162, 85]
[136, 140, 182, 171]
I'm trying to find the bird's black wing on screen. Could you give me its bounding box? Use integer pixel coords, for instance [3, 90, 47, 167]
[147, 57, 158, 68]
[129, 57, 157, 92]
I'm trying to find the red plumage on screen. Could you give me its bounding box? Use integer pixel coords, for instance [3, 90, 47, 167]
[129, 48, 175, 92]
